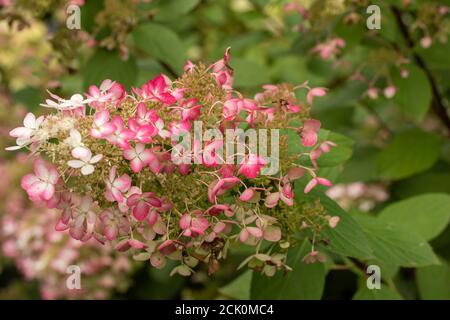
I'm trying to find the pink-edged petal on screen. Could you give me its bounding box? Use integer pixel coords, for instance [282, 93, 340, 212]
[94, 110, 110, 125]
[21, 173, 39, 190]
[130, 158, 144, 173]
[10, 127, 31, 138]
[123, 148, 137, 160]
[27, 181, 45, 198]
[114, 175, 131, 191]
[139, 149, 154, 164]
[111, 188, 124, 202]
[47, 167, 59, 184]
[40, 183, 55, 200]
[34, 159, 49, 180]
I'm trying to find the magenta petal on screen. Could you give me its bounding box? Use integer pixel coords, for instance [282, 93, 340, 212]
[133, 201, 149, 221]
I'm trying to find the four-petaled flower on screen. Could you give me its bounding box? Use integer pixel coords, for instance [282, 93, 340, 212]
[179, 211, 210, 237]
[21, 159, 59, 201]
[133, 74, 176, 105]
[67, 149, 103, 175]
[105, 166, 131, 203]
[7, 112, 44, 150]
[90, 110, 116, 138]
[106, 116, 135, 149]
[65, 129, 91, 158]
[123, 143, 155, 173]
[127, 192, 162, 221]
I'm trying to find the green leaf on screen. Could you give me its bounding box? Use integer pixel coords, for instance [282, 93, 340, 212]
[378, 193, 450, 241]
[13, 87, 42, 112]
[338, 147, 379, 183]
[133, 23, 186, 72]
[298, 190, 374, 259]
[353, 283, 403, 300]
[416, 260, 450, 300]
[392, 65, 432, 122]
[377, 128, 442, 180]
[250, 240, 326, 299]
[219, 271, 252, 299]
[354, 215, 439, 267]
[83, 50, 138, 90]
[154, 0, 200, 21]
[232, 58, 270, 88]
[416, 41, 450, 70]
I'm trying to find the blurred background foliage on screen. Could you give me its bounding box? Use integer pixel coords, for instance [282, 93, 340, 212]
[0, 0, 450, 299]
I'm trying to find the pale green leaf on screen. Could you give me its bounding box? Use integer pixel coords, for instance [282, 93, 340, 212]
[355, 215, 439, 267]
[378, 193, 450, 241]
[377, 129, 442, 180]
[133, 23, 186, 72]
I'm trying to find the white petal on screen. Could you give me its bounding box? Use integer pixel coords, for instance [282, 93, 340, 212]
[79, 149, 92, 162]
[10, 127, 32, 138]
[81, 164, 95, 175]
[72, 147, 90, 159]
[40, 101, 55, 108]
[5, 145, 22, 151]
[70, 129, 82, 143]
[16, 136, 31, 146]
[155, 119, 164, 130]
[35, 116, 45, 128]
[46, 90, 63, 101]
[100, 79, 115, 92]
[90, 154, 103, 164]
[23, 113, 36, 129]
[68, 160, 85, 168]
[71, 94, 85, 103]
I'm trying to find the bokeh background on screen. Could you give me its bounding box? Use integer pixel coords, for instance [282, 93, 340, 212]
[0, 0, 449, 299]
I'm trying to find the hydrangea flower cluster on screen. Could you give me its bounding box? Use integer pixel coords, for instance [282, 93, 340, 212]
[7, 50, 339, 276]
[0, 157, 132, 299]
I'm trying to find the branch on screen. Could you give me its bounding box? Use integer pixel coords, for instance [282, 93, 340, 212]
[391, 6, 450, 133]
